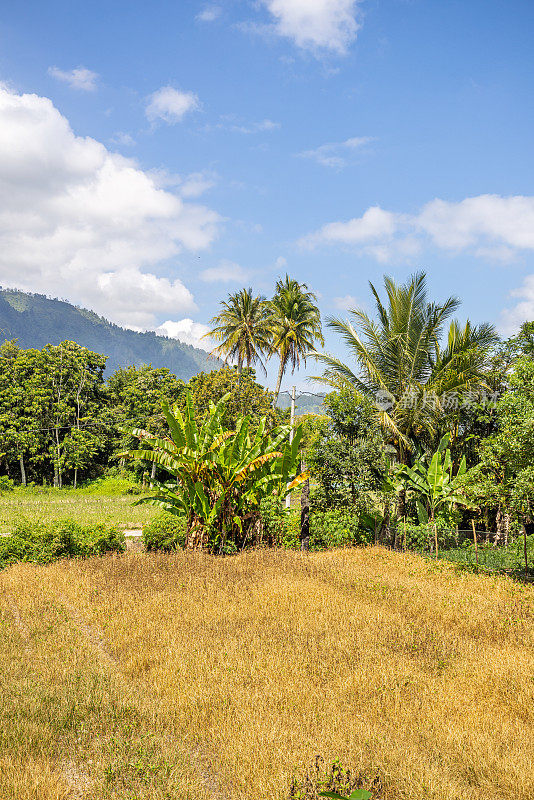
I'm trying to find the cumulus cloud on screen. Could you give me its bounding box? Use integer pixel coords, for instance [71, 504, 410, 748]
[146, 86, 200, 124]
[500, 276, 534, 335]
[260, 0, 362, 55]
[155, 318, 213, 350]
[196, 5, 222, 22]
[301, 195, 534, 264]
[0, 85, 221, 329]
[303, 206, 400, 248]
[149, 168, 217, 198]
[299, 136, 373, 169]
[200, 260, 250, 283]
[48, 66, 99, 91]
[333, 294, 360, 311]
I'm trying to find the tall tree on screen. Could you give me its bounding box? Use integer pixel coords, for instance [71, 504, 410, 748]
[312, 271, 497, 463]
[206, 288, 272, 374]
[269, 275, 323, 403]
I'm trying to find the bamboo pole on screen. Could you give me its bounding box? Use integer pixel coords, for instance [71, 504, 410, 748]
[471, 519, 478, 566]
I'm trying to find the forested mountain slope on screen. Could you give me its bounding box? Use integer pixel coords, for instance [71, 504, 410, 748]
[0, 288, 214, 378]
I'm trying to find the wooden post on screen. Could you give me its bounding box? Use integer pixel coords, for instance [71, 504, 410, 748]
[300, 474, 310, 551]
[523, 524, 528, 579]
[471, 519, 478, 566]
[285, 386, 296, 510]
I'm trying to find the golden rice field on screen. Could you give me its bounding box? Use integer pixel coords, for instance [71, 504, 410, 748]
[1, 547, 533, 800]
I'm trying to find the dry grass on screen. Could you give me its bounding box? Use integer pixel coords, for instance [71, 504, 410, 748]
[1, 547, 533, 799]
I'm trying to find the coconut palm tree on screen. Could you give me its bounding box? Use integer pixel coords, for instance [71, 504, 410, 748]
[269, 275, 324, 404]
[205, 288, 272, 374]
[312, 271, 498, 463]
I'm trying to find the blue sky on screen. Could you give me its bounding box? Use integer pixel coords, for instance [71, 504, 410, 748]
[0, 0, 533, 390]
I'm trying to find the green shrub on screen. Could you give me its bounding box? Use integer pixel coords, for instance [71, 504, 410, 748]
[402, 519, 458, 552]
[0, 476, 14, 492]
[142, 513, 186, 552]
[311, 510, 373, 549]
[80, 475, 142, 495]
[0, 519, 125, 569]
[260, 500, 372, 551]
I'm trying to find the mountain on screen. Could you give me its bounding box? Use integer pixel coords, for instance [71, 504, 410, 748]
[0, 288, 215, 379]
[277, 391, 326, 415]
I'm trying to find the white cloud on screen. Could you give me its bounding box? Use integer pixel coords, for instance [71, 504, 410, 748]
[48, 66, 99, 91]
[230, 119, 280, 134]
[261, 0, 362, 54]
[200, 260, 250, 283]
[179, 171, 217, 198]
[303, 206, 400, 249]
[500, 276, 534, 335]
[299, 136, 373, 169]
[196, 5, 222, 22]
[416, 195, 534, 251]
[208, 116, 281, 134]
[0, 85, 221, 329]
[146, 86, 200, 124]
[333, 294, 360, 311]
[110, 131, 136, 147]
[149, 168, 217, 198]
[275, 256, 287, 269]
[155, 318, 213, 351]
[301, 195, 534, 264]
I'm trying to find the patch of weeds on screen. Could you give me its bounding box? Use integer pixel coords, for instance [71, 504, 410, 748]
[289, 757, 381, 800]
[103, 733, 174, 790]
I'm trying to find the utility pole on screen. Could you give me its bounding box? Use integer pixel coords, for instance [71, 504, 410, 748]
[285, 386, 296, 509]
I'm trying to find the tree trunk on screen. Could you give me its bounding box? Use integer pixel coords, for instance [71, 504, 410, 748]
[74, 468, 78, 489]
[149, 460, 156, 488]
[495, 507, 504, 545]
[19, 454, 26, 487]
[504, 512, 510, 547]
[379, 507, 390, 545]
[54, 428, 62, 488]
[300, 477, 310, 552]
[273, 358, 285, 406]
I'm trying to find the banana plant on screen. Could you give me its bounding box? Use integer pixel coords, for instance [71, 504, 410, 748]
[122, 391, 307, 551]
[401, 433, 473, 556]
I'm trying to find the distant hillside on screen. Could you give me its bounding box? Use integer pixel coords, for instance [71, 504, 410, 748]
[277, 391, 326, 415]
[0, 288, 216, 378]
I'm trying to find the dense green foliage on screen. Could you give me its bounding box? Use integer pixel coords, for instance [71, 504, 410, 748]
[313, 272, 497, 463]
[207, 287, 272, 373]
[142, 512, 186, 551]
[0, 519, 125, 569]
[306, 388, 385, 511]
[0, 287, 214, 377]
[127, 391, 306, 552]
[4, 272, 534, 569]
[0, 341, 277, 489]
